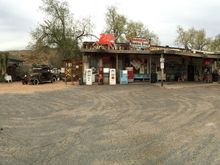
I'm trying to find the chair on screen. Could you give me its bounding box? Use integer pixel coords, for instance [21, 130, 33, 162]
[4, 74, 12, 83]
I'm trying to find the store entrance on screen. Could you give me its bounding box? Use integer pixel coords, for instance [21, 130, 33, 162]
[188, 65, 195, 81]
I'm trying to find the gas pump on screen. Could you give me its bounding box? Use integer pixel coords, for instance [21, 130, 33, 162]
[98, 67, 103, 85]
[103, 68, 110, 84]
[109, 68, 116, 85]
[120, 70, 128, 84]
[86, 69, 92, 85]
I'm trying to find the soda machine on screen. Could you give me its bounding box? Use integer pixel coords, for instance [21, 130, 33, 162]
[120, 70, 128, 84]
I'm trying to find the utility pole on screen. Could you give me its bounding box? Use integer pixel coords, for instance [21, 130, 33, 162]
[160, 54, 165, 87]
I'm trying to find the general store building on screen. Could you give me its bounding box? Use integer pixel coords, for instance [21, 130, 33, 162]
[81, 38, 220, 84]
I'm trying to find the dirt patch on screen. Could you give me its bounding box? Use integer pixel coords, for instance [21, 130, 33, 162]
[1, 85, 220, 164]
[0, 81, 73, 94]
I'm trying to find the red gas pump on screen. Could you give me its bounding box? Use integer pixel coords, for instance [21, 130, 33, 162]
[98, 67, 103, 85]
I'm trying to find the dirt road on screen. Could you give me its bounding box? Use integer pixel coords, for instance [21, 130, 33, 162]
[0, 82, 71, 94]
[1, 84, 220, 164]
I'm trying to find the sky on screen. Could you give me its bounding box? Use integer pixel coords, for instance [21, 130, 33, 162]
[1, 0, 220, 51]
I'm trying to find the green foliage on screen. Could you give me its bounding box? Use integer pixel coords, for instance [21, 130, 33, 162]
[19, 65, 31, 77]
[48, 54, 63, 68]
[104, 6, 159, 44]
[126, 21, 160, 45]
[209, 34, 220, 52]
[0, 75, 5, 82]
[105, 6, 127, 39]
[32, 63, 38, 68]
[0, 52, 9, 76]
[29, 0, 92, 60]
[175, 26, 211, 50]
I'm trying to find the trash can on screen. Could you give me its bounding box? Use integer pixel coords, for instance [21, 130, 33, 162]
[79, 77, 84, 85]
[212, 71, 219, 82]
[150, 73, 157, 83]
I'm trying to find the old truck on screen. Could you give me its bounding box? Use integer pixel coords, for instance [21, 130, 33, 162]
[22, 65, 57, 85]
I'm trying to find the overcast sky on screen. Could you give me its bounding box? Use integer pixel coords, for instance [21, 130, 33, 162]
[1, 0, 220, 51]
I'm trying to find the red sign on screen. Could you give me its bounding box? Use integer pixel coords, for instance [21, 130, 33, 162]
[98, 34, 115, 45]
[204, 59, 210, 65]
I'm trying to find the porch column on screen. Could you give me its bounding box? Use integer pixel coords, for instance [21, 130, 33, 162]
[116, 54, 119, 70]
[150, 55, 152, 81]
[116, 54, 119, 82]
[160, 54, 165, 87]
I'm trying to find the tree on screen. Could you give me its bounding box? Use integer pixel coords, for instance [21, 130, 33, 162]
[30, 0, 92, 60]
[209, 34, 220, 52]
[126, 21, 159, 45]
[105, 6, 127, 39]
[0, 52, 8, 76]
[104, 6, 159, 44]
[175, 26, 210, 50]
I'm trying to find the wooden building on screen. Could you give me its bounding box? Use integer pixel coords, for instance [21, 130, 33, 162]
[81, 43, 220, 84]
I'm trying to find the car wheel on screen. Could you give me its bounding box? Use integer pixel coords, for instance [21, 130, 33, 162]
[51, 77, 56, 83]
[33, 79, 39, 85]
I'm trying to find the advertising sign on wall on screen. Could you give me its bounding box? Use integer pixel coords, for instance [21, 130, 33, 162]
[129, 38, 150, 50]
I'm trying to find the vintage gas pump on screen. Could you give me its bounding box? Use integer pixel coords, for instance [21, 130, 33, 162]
[109, 68, 116, 85]
[86, 69, 92, 85]
[98, 67, 103, 85]
[98, 58, 103, 85]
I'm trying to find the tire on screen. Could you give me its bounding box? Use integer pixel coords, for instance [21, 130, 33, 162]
[32, 79, 39, 85]
[51, 77, 56, 83]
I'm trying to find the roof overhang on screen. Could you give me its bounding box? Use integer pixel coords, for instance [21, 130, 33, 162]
[81, 48, 220, 59]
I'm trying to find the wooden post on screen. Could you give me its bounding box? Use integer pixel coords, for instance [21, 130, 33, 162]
[160, 54, 165, 87]
[71, 60, 74, 85]
[150, 55, 152, 82]
[116, 54, 119, 83]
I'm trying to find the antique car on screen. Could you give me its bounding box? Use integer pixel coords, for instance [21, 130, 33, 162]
[22, 65, 57, 85]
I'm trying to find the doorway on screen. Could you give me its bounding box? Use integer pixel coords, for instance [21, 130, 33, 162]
[188, 65, 195, 81]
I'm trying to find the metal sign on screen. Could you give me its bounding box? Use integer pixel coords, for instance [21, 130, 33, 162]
[160, 63, 164, 69]
[65, 68, 72, 77]
[160, 57, 165, 63]
[130, 38, 150, 50]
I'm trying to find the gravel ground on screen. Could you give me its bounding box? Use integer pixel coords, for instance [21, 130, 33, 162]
[1, 83, 220, 165]
[0, 82, 71, 94]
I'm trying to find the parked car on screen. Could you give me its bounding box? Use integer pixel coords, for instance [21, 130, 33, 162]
[22, 65, 57, 85]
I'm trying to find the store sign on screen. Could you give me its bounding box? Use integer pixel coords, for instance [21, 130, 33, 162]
[160, 57, 165, 69]
[130, 38, 150, 50]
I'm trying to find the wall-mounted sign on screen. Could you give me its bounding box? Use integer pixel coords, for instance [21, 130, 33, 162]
[103, 68, 110, 73]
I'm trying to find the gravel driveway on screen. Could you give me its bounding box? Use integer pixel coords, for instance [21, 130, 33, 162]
[1, 84, 220, 165]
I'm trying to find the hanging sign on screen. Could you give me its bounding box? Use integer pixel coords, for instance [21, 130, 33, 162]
[160, 63, 164, 69]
